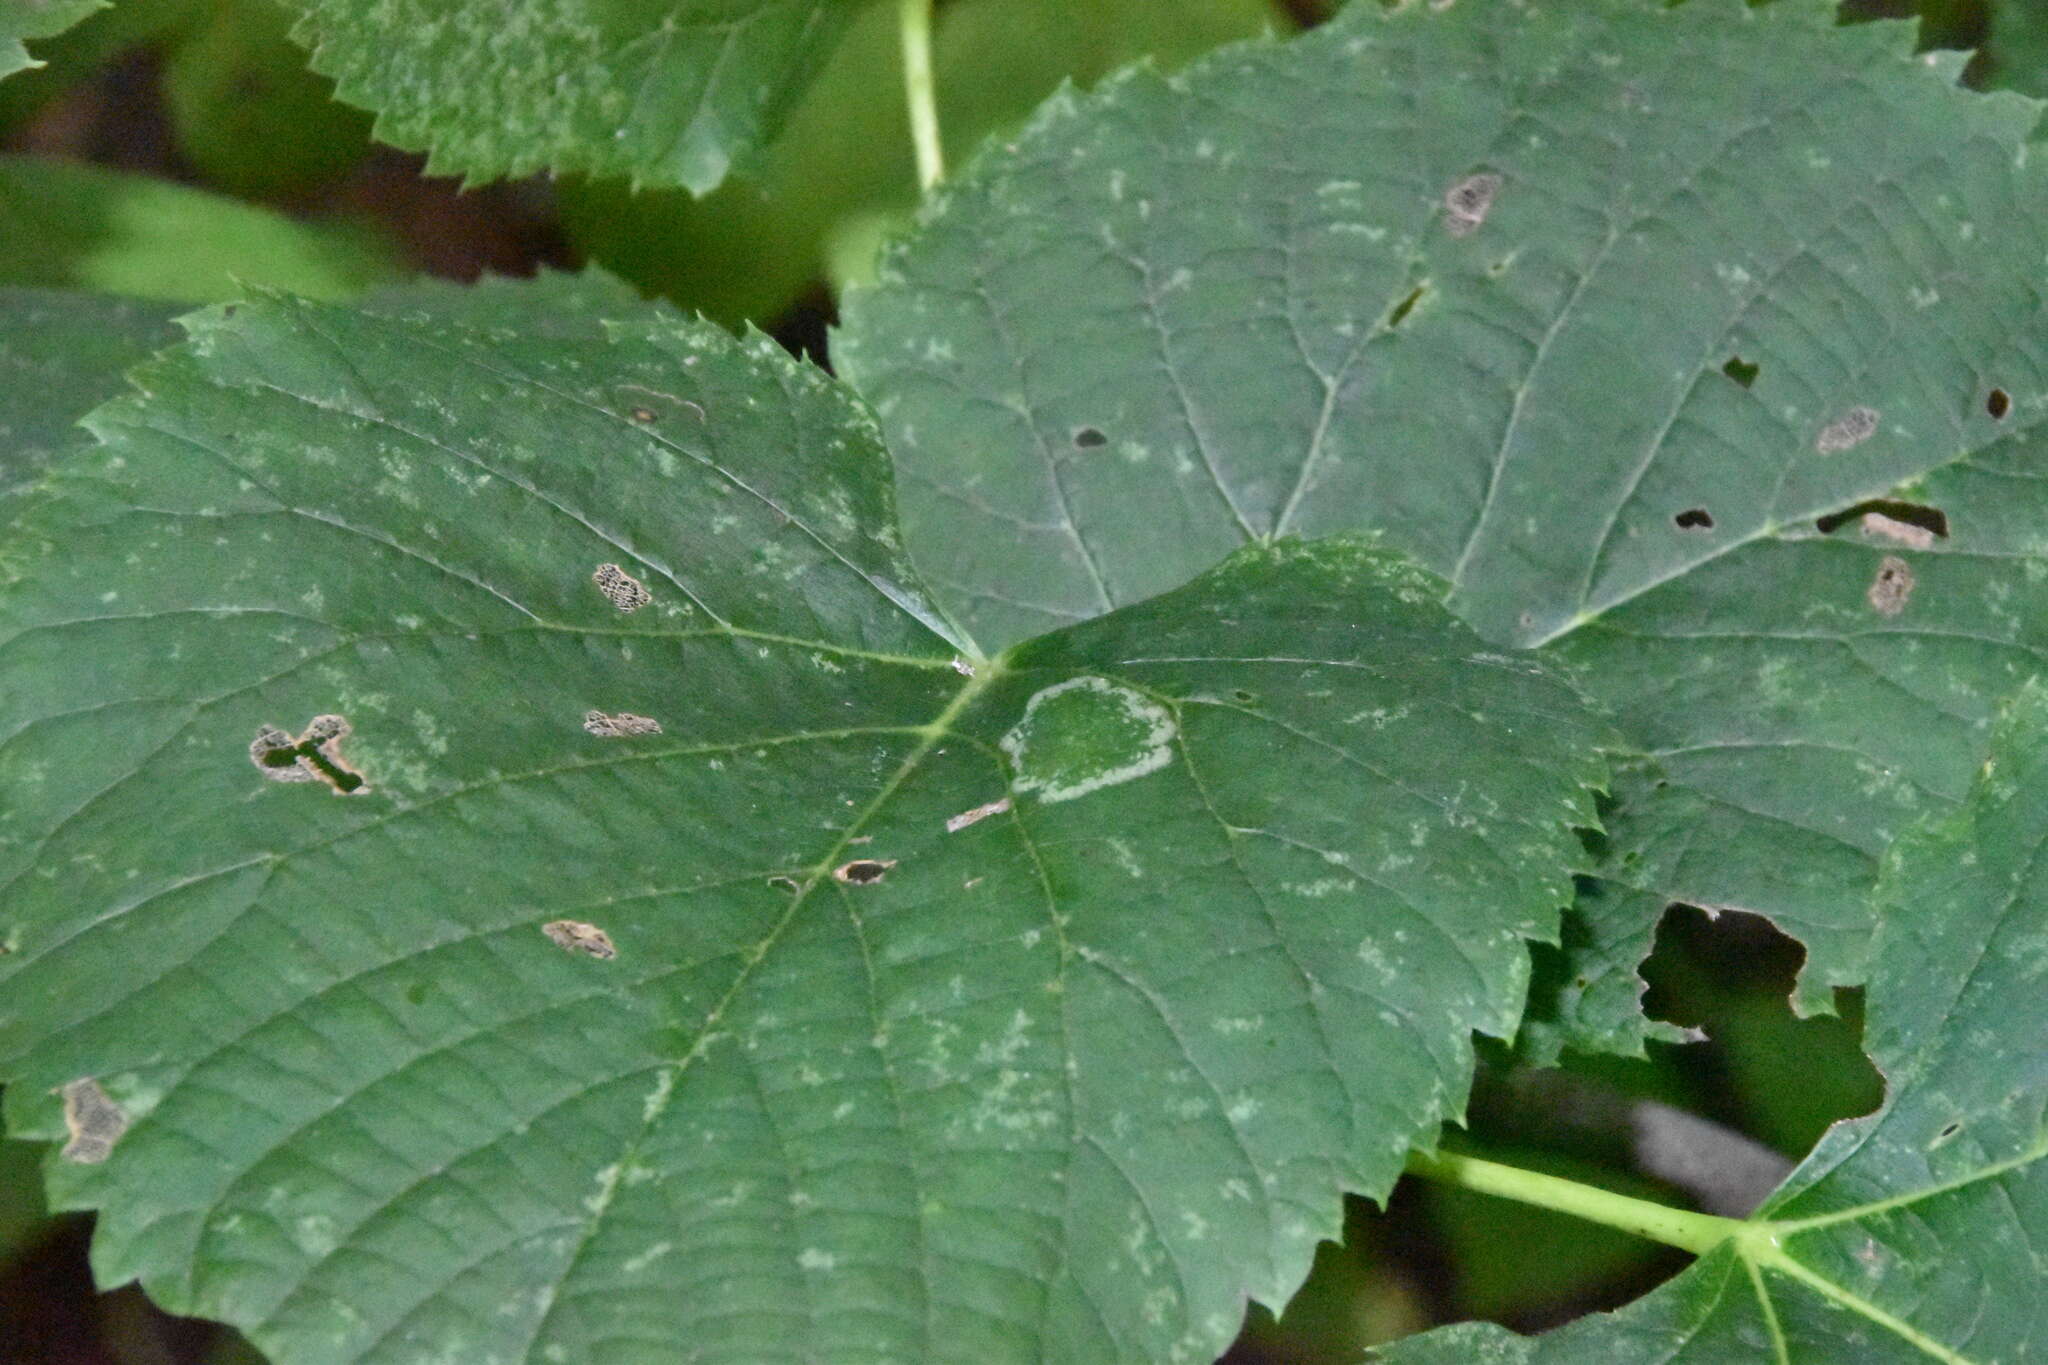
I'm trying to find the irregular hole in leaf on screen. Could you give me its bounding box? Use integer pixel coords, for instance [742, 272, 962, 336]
[1987, 387, 2011, 419]
[767, 875, 800, 892]
[1721, 356, 1760, 388]
[1071, 426, 1108, 449]
[1814, 405, 1880, 454]
[541, 919, 616, 960]
[1231, 688, 1258, 704]
[1672, 508, 1714, 531]
[1442, 171, 1502, 237]
[59, 1077, 129, 1164]
[1814, 498, 1948, 545]
[944, 797, 1011, 833]
[1867, 555, 1915, 616]
[833, 858, 895, 884]
[591, 562, 652, 612]
[1385, 283, 1428, 329]
[248, 715, 367, 794]
[582, 710, 662, 737]
[1931, 1121, 1963, 1149]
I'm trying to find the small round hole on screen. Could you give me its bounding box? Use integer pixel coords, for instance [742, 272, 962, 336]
[1988, 388, 2011, 420]
[1072, 427, 1108, 449]
[1674, 508, 1715, 530]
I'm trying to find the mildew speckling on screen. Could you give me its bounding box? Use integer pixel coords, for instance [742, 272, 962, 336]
[583, 710, 662, 737]
[592, 563, 652, 612]
[59, 1077, 128, 1164]
[1442, 173, 1502, 237]
[1868, 556, 1915, 616]
[1001, 676, 1177, 804]
[1815, 406, 1880, 454]
[542, 920, 617, 960]
[249, 714, 367, 794]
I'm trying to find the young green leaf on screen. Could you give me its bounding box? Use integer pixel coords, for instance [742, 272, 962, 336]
[836, 0, 2048, 1051]
[281, 0, 857, 193]
[0, 290, 1607, 1363]
[1379, 680, 2048, 1363]
[0, 156, 402, 302]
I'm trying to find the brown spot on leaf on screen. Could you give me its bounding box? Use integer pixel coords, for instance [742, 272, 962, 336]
[833, 859, 895, 885]
[59, 1078, 128, 1164]
[583, 710, 662, 737]
[1868, 556, 1914, 616]
[542, 920, 616, 960]
[1443, 173, 1502, 237]
[946, 797, 1013, 833]
[1815, 406, 1880, 454]
[593, 563, 652, 612]
[249, 715, 367, 794]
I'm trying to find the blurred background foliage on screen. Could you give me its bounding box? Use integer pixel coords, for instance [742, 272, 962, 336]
[0, 0, 2031, 1359]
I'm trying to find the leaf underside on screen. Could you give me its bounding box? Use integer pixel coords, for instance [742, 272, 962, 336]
[834, 0, 2048, 1051]
[284, 0, 856, 193]
[0, 290, 1607, 1364]
[1379, 683, 2048, 1364]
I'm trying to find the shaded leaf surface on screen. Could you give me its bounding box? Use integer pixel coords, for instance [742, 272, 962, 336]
[0, 293, 1606, 1363]
[1379, 682, 2048, 1363]
[836, 0, 2048, 1049]
[285, 0, 855, 193]
[0, 287, 176, 496]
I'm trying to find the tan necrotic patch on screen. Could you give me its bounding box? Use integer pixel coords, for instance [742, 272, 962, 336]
[592, 563, 652, 612]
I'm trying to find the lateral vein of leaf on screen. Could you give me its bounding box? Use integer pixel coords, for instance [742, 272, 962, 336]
[1764, 1134, 2048, 1235]
[514, 660, 1001, 1345]
[361, 317, 968, 652]
[1741, 1253, 1793, 1365]
[1751, 1249, 1981, 1365]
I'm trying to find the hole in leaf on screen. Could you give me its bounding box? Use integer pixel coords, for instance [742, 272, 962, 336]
[1231, 689, 1258, 704]
[1072, 427, 1108, 449]
[1673, 508, 1714, 531]
[1385, 284, 1427, 329]
[1987, 388, 2011, 420]
[1932, 1121, 1963, 1149]
[1722, 356, 1759, 388]
[833, 858, 895, 885]
[1814, 499, 1948, 543]
[249, 715, 367, 794]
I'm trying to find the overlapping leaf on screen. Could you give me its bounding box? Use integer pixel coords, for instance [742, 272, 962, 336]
[0, 290, 1607, 1363]
[1378, 681, 2048, 1363]
[284, 0, 857, 193]
[835, 0, 2048, 1049]
[0, 0, 101, 83]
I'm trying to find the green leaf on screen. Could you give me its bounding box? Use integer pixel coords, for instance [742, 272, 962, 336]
[559, 0, 1277, 326]
[1988, 0, 2048, 98]
[163, 0, 375, 199]
[282, 0, 859, 194]
[1378, 680, 2048, 1363]
[835, 0, 2048, 1050]
[0, 156, 403, 302]
[0, 287, 177, 497]
[0, 0, 102, 83]
[0, 289, 1608, 1363]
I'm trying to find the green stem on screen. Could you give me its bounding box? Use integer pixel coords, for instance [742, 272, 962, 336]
[897, 0, 944, 191]
[1404, 1149, 1740, 1256]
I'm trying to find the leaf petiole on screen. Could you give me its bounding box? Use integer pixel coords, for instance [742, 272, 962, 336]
[1403, 1148, 1741, 1257]
[897, 0, 943, 190]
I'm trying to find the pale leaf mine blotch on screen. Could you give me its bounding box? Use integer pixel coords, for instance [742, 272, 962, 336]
[593, 563, 652, 612]
[1443, 172, 1502, 237]
[542, 920, 617, 960]
[1816, 406, 1880, 454]
[59, 1077, 129, 1164]
[1868, 556, 1915, 616]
